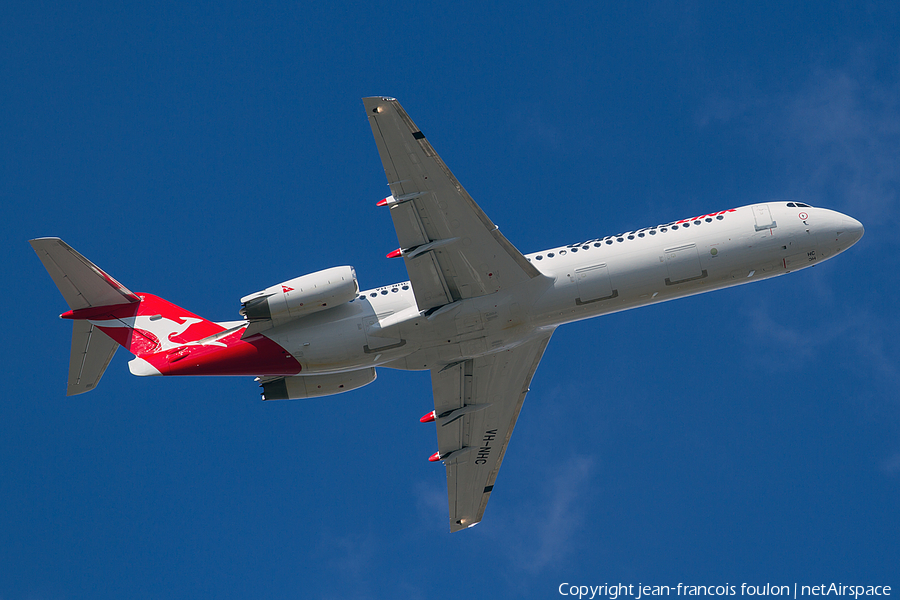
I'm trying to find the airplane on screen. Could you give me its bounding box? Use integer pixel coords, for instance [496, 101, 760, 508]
[31, 97, 864, 532]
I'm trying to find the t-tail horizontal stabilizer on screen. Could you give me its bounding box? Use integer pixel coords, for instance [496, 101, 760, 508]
[30, 237, 139, 395]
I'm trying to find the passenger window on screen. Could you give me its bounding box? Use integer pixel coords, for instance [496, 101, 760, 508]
[649, 230, 656, 235]
[705, 218, 712, 222]
[716, 215, 723, 220]
[548, 252, 555, 258]
[536, 255, 543, 260]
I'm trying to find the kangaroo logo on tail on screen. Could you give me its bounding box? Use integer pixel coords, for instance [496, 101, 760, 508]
[89, 315, 205, 354]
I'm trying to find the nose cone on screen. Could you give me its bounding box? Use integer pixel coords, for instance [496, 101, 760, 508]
[816, 210, 864, 260]
[841, 215, 865, 248]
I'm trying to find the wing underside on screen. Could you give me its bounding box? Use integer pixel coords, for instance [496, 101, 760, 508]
[430, 331, 553, 532]
[363, 97, 541, 313]
[364, 97, 553, 531]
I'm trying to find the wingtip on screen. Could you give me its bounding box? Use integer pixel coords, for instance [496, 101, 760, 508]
[363, 97, 399, 116]
[28, 237, 61, 249]
[450, 519, 480, 533]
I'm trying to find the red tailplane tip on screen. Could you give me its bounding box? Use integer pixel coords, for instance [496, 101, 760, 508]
[376, 198, 389, 207]
[428, 451, 442, 462]
[386, 248, 403, 259]
[420, 410, 436, 423]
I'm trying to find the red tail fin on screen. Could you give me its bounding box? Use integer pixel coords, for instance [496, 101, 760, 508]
[33, 237, 302, 387]
[63, 294, 226, 358]
[32, 238, 226, 388]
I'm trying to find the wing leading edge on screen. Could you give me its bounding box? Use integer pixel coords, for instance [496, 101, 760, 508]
[364, 98, 553, 531]
[430, 331, 554, 532]
[363, 97, 541, 313]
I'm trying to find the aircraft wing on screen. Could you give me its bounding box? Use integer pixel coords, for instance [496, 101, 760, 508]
[430, 331, 553, 532]
[363, 97, 541, 313]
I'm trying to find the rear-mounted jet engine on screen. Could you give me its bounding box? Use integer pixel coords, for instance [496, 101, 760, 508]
[240, 266, 358, 327]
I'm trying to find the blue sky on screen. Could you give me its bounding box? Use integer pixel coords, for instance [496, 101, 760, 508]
[2, 2, 898, 598]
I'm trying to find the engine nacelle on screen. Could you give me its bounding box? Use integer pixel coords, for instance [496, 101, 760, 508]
[240, 266, 358, 326]
[261, 369, 377, 400]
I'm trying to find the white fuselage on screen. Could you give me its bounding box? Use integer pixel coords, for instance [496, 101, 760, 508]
[261, 203, 863, 375]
